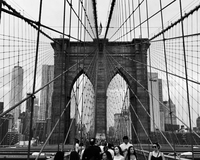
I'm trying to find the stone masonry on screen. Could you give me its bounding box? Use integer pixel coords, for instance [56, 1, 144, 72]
[50, 38, 150, 144]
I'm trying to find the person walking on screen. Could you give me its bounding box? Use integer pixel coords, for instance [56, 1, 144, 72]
[101, 151, 113, 160]
[113, 146, 124, 160]
[125, 146, 137, 160]
[148, 143, 165, 160]
[107, 143, 114, 159]
[82, 138, 101, 160]
[75, 139, 80, 153]
[79, 142, 85, 160]
[120, 136, 133, 156]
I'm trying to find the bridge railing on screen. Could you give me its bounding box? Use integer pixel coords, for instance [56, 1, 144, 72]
[135, 149, 190, 160]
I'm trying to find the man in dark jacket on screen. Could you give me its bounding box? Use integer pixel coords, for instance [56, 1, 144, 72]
[82, 138, 101, 160]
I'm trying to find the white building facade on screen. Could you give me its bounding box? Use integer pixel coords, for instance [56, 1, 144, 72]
[9, 66, 24, 132]
[148, 72, 164, 131]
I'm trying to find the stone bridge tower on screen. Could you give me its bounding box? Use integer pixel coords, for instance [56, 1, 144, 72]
[50, 38, 150, 144]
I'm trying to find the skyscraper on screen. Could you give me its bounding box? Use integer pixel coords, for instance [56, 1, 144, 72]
[158, 79, 165, 131]
[163, 99, 177, 125]
[196, 116, 200, 129]
[148, 72, 163, 131]
[0, 102, 9, 145]
[9, 66, 23, 132]
[39, 65, 54, 120]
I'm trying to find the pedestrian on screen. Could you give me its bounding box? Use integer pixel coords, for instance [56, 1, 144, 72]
[113, 146, 124, 160]
[125, 146, 137, 160]
[99, 140, 107, 153]
[101, 151, 113, 160]
[79, 142, 85, 160]
[120, 136, 133, 156]
[148, 143, 165, 160]
[75, 138, 80, 153]
[107, 143, 114, 159]
[82, 138, 101, 160]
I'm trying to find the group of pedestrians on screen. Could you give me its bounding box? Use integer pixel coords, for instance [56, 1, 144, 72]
[67, 136, 137, 160]
[59, 136, 165, 160]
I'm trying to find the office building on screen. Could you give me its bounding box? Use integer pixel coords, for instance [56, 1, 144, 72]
[39, 65, 54, 140]
[21, 94, 39, 140]
[197, 116, 200, 129]
[9, 66, 23, 132]
[39, 65, 54, 120]
[148, 73, 163, 131]
[163, 99, 177, 125]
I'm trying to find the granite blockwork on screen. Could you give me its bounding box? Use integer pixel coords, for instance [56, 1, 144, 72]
[50, 38, 150, 144]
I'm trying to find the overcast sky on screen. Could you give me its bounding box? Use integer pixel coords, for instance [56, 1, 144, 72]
[7, 0, 199, 36]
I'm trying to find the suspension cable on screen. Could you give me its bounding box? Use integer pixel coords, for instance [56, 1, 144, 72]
[27, 0, 43, 159]
[0, 49, 96, 118]
[113, 0, 176, 41]
[106, 49, 200, 139]
[159, 0, 176, 155]
[36, 48, 98, 159]
[106, 51, 174, 150]
[178, 0, 194, 158]
[106, 53, 152, 144]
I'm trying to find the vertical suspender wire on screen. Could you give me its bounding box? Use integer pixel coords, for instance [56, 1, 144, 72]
[74, 0, 82, 143]
[138, 0, 142, 38]
[9, 11, 11, 133]
[79, 0, 84, 144]
[75, 0, 81, 144]
[159, 0, 176, 155]
[191, 14, 194, 125]
[81, 69, 84, 144]
[197, 10, 199, 117]
[120, 0, 123, 42]
[170, 24, 180, 146]
[178, 0, 194, 159]
[132, 0, 136, 39]
[1, 3, 4, 118]
[116, 0, 119, 41]
[116, 0, 121, 40]
[118, 0, 122, 41]
[119, 0, 123, 42]
[128, 0, 132, 40]
[122, 0, 126, 85]
[81, 0, 87, 143]
[145, 0, 156, 144]
[27, 0, 43, 160]
[122, 0, 125, 42]
[66, 0, 72, 147]
[124, 0, 128, 42]
[80, 0, 83, 46]
[60, 0, 67, 151]
[78, 0, 83, 132]
[138, 0, 143, 142]
[1, 6, 4, 116]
